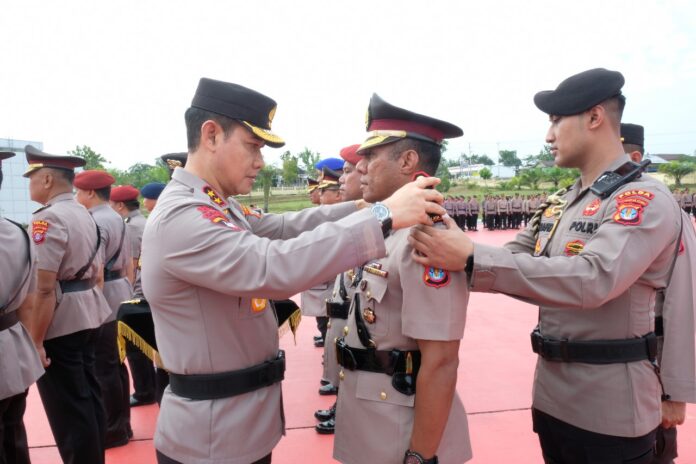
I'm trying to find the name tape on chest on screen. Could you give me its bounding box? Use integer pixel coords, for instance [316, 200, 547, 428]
[32, 220, 49, 244]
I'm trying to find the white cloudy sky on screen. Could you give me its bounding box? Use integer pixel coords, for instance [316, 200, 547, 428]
[1, 0, 695, 169]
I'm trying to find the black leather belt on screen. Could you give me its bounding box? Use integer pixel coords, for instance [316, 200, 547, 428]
[336, 338, 420, 376]
[104, 270, 125, 282]
[59, 279, 95, 293]
[530, 328, 657, 364]
[326, 301, 349, 319]
[169, 351, 286, 400]
[0, 311, 19, 331]
[655, 316, 664, 337]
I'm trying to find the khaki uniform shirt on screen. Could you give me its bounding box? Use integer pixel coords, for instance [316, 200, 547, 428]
[141, 168, 385, 464]
[469, 198, 479, 215]
[511, 197, 523, 212]
[323, 270, 356, 385]
[484, 200, 496, 214]
[90, 204, 132, 321]
[126, 209, 147, 298]
[32, 193, 111, 340]
[496, 198, 509, 213]
[657, 209, 696, 403]
[334, 228, 472, 464]
[300, 282, 332, 317]
[471, 155, 681, 437]
[459, 199, 470, 215]
[0, 216, 44, 399]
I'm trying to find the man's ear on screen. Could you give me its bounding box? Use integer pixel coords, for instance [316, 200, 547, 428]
[200, 120, 220, 149]
[399, 149, 420, 175]
[586, 105, 605, 130]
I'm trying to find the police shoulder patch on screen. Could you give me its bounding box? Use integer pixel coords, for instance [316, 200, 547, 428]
[197, 206, 240, 230]
[32, 220, 49, 244]
[612, 189, 654, 227]
[423, 266, 450, 288]
[583, 198, 601, 216]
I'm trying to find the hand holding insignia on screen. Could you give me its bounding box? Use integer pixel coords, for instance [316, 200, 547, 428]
[382, 176, 445, 230]
[409, 214, 471, 271]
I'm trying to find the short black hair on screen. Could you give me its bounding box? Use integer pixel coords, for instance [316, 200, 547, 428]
[48, 167, 75, 185]
[124, 199, 140, 212]
[184, 107, 239, 151]
[623, 143, 644, 157]
[388, 138, 442, 176]
[95, 186, 111, 202]
[600, 95, 626, 126]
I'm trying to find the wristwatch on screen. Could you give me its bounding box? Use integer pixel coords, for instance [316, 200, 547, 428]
[404, 450, 438, 464]
[370, 202, 393, 237]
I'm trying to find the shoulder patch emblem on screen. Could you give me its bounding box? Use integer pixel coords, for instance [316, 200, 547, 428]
[203, 186, 227, 206]
[617, 190, 654, 201]
[423, 266, 450, 288]
[612, 190, 654, 226]
[583, 198, 601, 216]
[241, 205, 262, 219]
[564, 239, 585, 256]
[32, 220, 49, 244]
[197, 206, 240, 230]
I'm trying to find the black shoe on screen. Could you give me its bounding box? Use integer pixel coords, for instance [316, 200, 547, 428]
[318, 383, 338, 396]
[320, 378, 331, 386]
[314, 403, 337, 421]
[105, 434, 130, 449]
[315, 417, 335, 434]
[313, 335, 323, 342]
[130, 395, 156, 407]
[314, 338, 324, 348]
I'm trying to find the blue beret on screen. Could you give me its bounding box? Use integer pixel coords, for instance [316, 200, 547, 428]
[534, 68, 625, 116]
[314, 157, 345, 171]
[141, 182, 166, 199]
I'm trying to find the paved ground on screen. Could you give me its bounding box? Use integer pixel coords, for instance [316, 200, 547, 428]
[24, 226, 696, 463]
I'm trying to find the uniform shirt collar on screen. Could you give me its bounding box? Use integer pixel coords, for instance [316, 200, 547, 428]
[88, 203, 111, 214]
[127, 209, 143, 219]
[171, 168, 228, 209]
[47, 192, 75, 205]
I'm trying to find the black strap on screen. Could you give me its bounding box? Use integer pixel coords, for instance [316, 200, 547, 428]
[338, 271, 348, 301]
[105, 220, 127, 273]
[0, 311, 19, 331]
[353, 290, 374, 348]
[59, 279, 95, 293]
[326, 301, 349, 319]
[336, 338, 421, 376]
[655, 316, 664, 337]
[0, 219, 32, 313]
[169, 351, 286, 400]
[104, 270, 125, 282]
[530, 327, 657, 364]
[75, 221, 101, 282]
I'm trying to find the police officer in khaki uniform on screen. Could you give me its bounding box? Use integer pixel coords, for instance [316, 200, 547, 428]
[0, 151, 44, 464]
[621, 123, 696, 464]
[23, 145, 112, 464]
[74, 170, 134, 447]
[333, 94, 472, 464]
[141, 78, 445, 464]
[315, 143, 363, 434]
[410, 69, 688, 463]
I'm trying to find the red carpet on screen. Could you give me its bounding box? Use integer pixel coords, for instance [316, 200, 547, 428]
[24, 226, 696, 463]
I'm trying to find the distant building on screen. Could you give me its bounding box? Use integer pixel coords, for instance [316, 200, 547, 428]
[448, 164, 516, 180]
[0, 139, 44, 224]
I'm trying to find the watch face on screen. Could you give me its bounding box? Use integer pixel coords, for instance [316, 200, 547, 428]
[371, 203, 389, 221]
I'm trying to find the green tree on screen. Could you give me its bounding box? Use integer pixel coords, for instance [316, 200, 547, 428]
[435, 162, 451, 193]
[542, 166, 566, 189]
[257, 166, 278, 212]
[499, 149, 521, 168]
[280, 151, 299, 185]
[471, 154, 494, 166]
[659, 161, 696, 187]
[519, 167, 544, 189]
[113, 162, 168, 188]
[537, 145, 554, 162]
[297, 147, 321, 175]
[507, 176, 523, 190]
[479, 167, 492, 186]
[69, 145, 108, 170]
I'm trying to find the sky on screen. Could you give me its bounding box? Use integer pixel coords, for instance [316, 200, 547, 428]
[1, 0, 695, 170]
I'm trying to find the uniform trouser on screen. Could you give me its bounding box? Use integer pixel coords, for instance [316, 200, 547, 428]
[95, 320, 131, 447]
[532, 408, 657, 464]
[0, 390, 30, 464]
[500, 213, 508, 228]
[157, 450, 272, 464]
[650, 426, 677, 464]
[486, 214, 495, 230]
[322, 318, 345, 386]
[316, 316, 329, 340]
[470, 214, 478, 229]
[513, 212, 522, 227]
[37, 328, 106, 464]
[126, 343, 156, 402]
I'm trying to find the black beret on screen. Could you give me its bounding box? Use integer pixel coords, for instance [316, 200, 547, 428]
[191, 78, 285, 148]
[359, 94, 463, 152]
[534, 68, 625, 116]
[620, 123, 644, 147]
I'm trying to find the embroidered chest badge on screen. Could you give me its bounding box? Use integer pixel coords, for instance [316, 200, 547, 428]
[251, 298, 267, 312]
[583, 198, 601, 216]
[423, 266, 450, 288]
[203, 186, 227, 207]
[613, 190, 654, 226]
[564, 239, 585, 256]
[32, 220, 49, 244]
[197, 206, 240, 230]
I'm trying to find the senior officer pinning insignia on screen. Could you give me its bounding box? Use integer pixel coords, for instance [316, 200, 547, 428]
[423, 266, 450, 288]
[32, 220, 49, 244]
[197, 206, 241, 230]
[203, 185, 226, 206]
[612, 190, 654, 226]
[564, 240, 585, 256]
[583, 198, 601, 216]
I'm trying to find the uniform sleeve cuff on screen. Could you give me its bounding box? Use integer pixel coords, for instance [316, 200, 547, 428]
[470, 243, 500, 292]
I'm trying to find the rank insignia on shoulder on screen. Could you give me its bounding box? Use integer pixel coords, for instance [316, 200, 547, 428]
[203, 186, 227, 206]
[241, 205, 262, 219]
[564, 239, 585, 256]
[197, 206, 240, 230]
[583, 198, 601, 216]
[423, 266, 450, 288]
[32, 220, 49, 244]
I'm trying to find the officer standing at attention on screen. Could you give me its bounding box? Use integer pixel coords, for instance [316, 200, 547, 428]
[74, 170, 134, 448]
[0, 151, 44, 464]
[409, 69, 686, 463]
[140, 78, 445, 464]
[315, 143, 363, 434]
[333, 94, 472, 464]
[621, 123, 696, 464]
[23, 145, 112, 464]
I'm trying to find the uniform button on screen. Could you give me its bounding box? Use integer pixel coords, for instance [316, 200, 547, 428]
[339, 370, 345, 381]
[333, 337, 338, 344]
[380, 391, 387, 400]
[327, 320, 332, 329]
[366, 290, 372, 299]
[343, 326, 349, 336]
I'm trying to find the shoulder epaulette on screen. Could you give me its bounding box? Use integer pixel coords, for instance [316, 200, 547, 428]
[33, 204, 52, 214]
